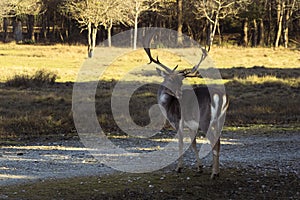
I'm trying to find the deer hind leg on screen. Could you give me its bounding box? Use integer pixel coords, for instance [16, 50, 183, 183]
[211, 138, 221, 179]
[210, 94, 228, 179]
[191, 137, 203, 172]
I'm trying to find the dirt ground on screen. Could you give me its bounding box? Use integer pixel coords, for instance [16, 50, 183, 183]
[0, 128, 299, 199]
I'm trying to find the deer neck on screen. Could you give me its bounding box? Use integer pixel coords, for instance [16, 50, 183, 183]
[158, 86, 175, 104]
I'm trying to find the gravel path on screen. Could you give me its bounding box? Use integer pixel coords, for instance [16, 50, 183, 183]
[1, 131, 299, 186]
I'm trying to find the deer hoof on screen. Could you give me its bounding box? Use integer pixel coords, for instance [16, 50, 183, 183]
[210, 173, 220, 180]
[197, 166, 204, 173]
[176, 167, 183, 173]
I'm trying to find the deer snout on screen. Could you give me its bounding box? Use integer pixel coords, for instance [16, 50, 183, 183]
[175, 90, 182, 99]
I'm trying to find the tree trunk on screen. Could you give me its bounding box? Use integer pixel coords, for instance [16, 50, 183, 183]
[283, 9, 289, 48]
[206, 20, 213, 51]
[258, 18, 264, 47]
[187, 23, 194, 40]
[14, 20, 23, 43]
[252, 19, 258, 47]
[217, 22, 222, 46]
[92, 27, 97, 51]
[3, 17, 8, 43]
[41, 15, 47, 41]
[107, 19, 113, 47]
[28, 15, 35, 42]
[242, 18, 248, 47]
[52, 11, 56, 41]
[87, 24, 98, 58]
[133, 13, 138, 50]
[177, 0, 183, 46]
[266, 0, 272, 46]
[283, 1, 292, 48]
[208, 12, 219, 51]
[275, 1, 283, 48]
[88, 22, 93, 58]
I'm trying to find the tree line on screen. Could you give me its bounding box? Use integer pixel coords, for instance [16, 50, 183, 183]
[0, 0, 299, 56]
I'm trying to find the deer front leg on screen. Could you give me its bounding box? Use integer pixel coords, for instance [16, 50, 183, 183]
[176, 120, 184, 173]
[211, 138, 221, 179]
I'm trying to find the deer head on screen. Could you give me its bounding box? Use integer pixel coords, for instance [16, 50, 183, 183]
[144, 47, 207, 99]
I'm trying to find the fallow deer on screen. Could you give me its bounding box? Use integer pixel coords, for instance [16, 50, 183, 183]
[144, 47, 229, 179]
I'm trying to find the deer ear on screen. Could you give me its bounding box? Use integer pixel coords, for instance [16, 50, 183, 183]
[156, 68, 167, 77]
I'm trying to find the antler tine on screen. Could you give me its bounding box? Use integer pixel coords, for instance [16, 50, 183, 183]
[144, 48, 173, 73]
[178, 68, 201, 77]
[184, 71, 201, 78]
[173, 65, 179, 71]
[189, 48, 208, 74]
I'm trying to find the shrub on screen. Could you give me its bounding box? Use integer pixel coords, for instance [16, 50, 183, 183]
[5, 70, 57, 88]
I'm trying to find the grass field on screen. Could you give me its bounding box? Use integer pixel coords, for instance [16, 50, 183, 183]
[0, 43, 86, 82]
[0, 43, 299, 82]
[0, 43, 299, 140]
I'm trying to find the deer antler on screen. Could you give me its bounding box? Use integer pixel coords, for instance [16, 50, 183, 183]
[178, 69, 202, 78]
[144, 46, 207, 77]
[179, 48, 207, 77]
[144, 48, 173, 73]
[190, 48, 208, 74]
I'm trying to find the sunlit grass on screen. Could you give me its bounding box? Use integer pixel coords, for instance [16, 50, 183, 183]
[223, 124, 300, 134]
[210, 46, 300, 69]
[233, 75, 300, 87]
[0, 43, 299, 83]
[0, 43, 86, 82]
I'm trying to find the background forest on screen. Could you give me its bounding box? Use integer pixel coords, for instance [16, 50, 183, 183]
[0, 0, 299, 54]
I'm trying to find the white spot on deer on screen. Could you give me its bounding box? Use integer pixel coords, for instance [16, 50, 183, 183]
[213, 150, 219, 156]
[159, 94, 168, 104]
[219, 95, 228, 119]
[184, 120, 199, 130]
[210, 94, 219, 121]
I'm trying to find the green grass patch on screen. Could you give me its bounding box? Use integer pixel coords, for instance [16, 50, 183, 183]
[1, 168, 298, 199]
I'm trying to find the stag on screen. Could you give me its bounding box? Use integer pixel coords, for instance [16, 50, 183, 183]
[144, 48, 229, 179]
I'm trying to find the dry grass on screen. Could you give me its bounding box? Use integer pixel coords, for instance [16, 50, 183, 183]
[0, 44, 299, 82]
[232, 75, 300, 87]
[0, 44, 299, 140]
[0, 43, 86, 82]
[210, 46, 300, 68]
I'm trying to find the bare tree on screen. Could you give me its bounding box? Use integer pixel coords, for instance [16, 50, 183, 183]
[102, 1, 128, 47]
[0, 0, 43, 43]
[125, 0, 160, 50]
[274, 0, 284, 47]
[194, 0, 251, 51]
[0, 1, 16, 42]
[258, 18, 264, 46]
[62, 0, 126, 57]
[177, 0, 183, 45]
[274, 0, 298, 48]
[242, 17, 249, 47]
[0, 1, 16, 18]
[13, 0, 44, 42]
